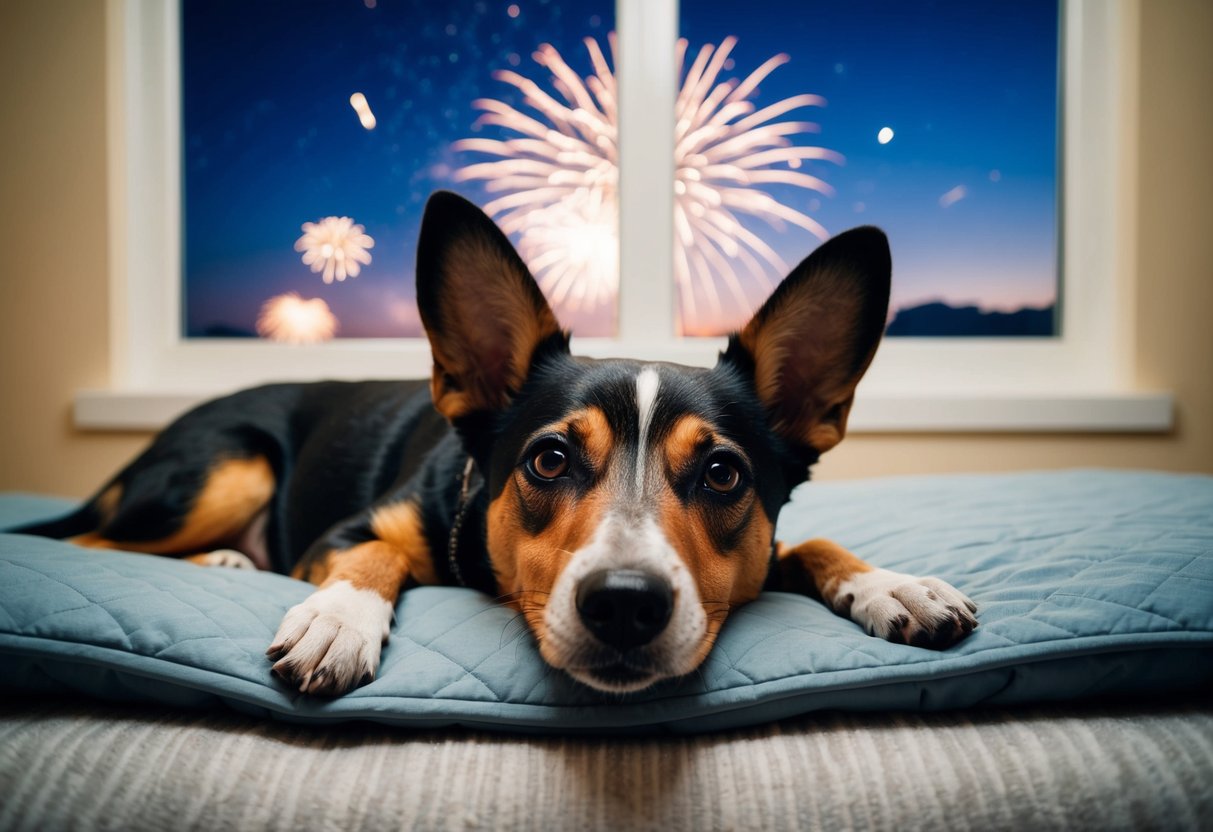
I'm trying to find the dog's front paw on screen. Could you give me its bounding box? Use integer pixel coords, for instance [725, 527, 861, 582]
[266, 581, 393, 696]
[835, 569, 977, 649]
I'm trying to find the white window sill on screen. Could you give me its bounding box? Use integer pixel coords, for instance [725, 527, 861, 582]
[73, 387, 1174, 434]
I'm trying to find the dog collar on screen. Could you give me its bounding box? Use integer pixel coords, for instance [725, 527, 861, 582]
[447, 456, 476, 588]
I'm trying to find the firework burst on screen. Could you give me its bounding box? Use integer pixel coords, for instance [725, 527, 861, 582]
[256, 293, 339, 344]
[454, 35, 840, 331]
[294, 216, 375, 284]
[454, 37, 619, 314]
[673, 36, 843, 326]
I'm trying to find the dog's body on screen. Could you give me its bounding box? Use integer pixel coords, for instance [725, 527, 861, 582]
[20, 192, 976, 695]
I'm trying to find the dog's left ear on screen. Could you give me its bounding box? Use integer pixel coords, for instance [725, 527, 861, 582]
[720, 226, 890, 457]
[416, 191, 567, 423]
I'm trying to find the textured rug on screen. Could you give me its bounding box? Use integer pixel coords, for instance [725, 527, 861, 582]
[2, 695, 1210, 831]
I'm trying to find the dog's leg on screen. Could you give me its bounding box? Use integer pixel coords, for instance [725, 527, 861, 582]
[60, 456, 275, 562]
[777, 538, 977, 648]
[267, 500, 435, 696]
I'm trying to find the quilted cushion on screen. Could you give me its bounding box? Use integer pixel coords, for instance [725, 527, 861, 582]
[1, 470, 1210, 734]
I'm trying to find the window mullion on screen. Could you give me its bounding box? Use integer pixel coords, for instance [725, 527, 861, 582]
[615, 0, 678, 344]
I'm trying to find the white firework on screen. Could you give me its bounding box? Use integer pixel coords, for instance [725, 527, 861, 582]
[256, 293, 339, 344]
[294, 216, 374, 284]
[453, 35, 840, 328]
[672, 36, 843, 325]
[454, 37, 619, 313]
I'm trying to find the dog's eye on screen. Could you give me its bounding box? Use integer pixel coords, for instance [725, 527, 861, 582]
[704, 460, 741, 494]
[530, 447, 569, 480]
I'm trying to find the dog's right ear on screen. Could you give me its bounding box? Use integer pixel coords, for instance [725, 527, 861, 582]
[416, 191, 567, 423]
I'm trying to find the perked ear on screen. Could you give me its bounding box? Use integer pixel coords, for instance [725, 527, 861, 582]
[722, 226, 891, 456]
[416, 191, 567, 422]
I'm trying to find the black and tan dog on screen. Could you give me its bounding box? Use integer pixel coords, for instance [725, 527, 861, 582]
[20, 192, 976, 695]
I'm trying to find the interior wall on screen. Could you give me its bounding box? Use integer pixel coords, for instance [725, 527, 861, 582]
[0, 0, 1209, 498]
[0, 0, 149, 498]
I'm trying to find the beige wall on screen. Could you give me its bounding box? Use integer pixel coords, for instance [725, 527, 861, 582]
[1, 0, 1210, 498]
[0, 1, 150, 498]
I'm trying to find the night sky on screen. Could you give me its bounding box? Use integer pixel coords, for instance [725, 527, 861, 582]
[183, 0, 1058, 339]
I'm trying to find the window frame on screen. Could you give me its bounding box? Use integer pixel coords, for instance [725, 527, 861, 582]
[80, 0, 1170, 431]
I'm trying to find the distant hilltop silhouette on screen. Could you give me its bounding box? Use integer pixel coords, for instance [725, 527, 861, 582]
[196, 324, 257, 338]
[193, 301, 1056, 340]
[886, 301, 1055, 337]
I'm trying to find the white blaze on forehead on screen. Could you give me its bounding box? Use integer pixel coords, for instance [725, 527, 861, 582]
[634, 367, 660, 490]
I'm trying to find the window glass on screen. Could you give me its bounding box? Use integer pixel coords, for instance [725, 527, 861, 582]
[676, 0, 1060, 337]
[183, 0, 617, 341]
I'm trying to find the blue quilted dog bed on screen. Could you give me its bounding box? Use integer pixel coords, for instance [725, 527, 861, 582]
[2, 470, 1210, 734]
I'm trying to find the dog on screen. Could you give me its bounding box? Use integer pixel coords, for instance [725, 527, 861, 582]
[19, 191, 977, 696]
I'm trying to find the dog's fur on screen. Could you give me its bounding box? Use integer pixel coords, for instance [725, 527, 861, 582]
[19, 192, 976, 695]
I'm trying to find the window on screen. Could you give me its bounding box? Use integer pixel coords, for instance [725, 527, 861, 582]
[84, 0, 1169, 432]
[183, 0, 1059, 344]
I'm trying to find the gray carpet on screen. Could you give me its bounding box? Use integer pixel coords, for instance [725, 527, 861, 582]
[2, 697, 1210, 831]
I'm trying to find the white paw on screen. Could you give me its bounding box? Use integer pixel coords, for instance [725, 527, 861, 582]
[265, 580, 393, 696]
[834, 568, 977, 649]
[192, 549, 257, 570]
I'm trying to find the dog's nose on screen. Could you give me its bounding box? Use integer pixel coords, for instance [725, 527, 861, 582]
[576, 569, 674, 650]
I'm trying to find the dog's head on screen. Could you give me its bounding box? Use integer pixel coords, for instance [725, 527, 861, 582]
[416, 191, 889, 693]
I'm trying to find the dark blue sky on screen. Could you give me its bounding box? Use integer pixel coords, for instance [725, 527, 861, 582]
[183, 0, 1057, 338]
[680, 0, 1059, 330]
